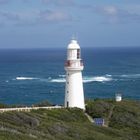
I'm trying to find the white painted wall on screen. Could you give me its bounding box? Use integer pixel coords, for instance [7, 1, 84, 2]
[65, 71, 85, 110]
[116, 95, 122, 102]
[67, 49, 77, 60]
[64, 40, 85, 110]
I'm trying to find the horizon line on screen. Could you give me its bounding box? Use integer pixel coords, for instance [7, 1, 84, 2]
[0, 46, 140, 50]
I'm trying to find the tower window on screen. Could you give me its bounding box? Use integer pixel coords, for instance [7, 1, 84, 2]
[77, 49, 80, 59]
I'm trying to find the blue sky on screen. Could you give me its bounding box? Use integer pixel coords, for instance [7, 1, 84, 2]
[0, 0, 140, 48]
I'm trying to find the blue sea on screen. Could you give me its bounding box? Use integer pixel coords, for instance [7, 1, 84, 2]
[0, 47, 140, 105]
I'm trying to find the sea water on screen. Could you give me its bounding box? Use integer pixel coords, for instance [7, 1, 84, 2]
[0, 47, 140, 105]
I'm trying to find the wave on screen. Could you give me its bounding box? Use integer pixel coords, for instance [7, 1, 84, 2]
[105, 74, 112, 77]
[12, 73, 140, 83]
[48, 75, 113, 83]
[120, 74, 140, 78]
[58, 75, 66, 78]
[14, 75, 113, 83]
[15, 77, 39, 80]
[83, 76, 112, 83]
[50, 78, 66, 83]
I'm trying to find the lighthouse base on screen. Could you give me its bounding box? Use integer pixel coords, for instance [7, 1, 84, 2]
[65, 71, 85, 110]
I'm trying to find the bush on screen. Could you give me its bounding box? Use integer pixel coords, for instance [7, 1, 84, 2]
[34, 100, 52, 107]
[86, 100, 112, 118]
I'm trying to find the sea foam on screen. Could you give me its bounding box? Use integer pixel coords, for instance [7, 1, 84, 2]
[15, 77, 39, 80]
[48, 75, 113, 83]
[83, 76, 112, 83]
[50, 78, 66, 83]
[120, 74, 140, 78]
[13, 73, 140, 83]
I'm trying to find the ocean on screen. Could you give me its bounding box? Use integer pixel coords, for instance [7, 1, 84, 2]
[0, 47, 140, 105]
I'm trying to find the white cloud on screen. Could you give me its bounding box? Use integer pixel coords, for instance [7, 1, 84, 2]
[0, 0, 10, 4]
[0, 11, 20, 26]
[0, 11, 19, 20]
[101, 6, 118, 16]
[94, 5, 140, 24]
[42, 0, 74, 7]
[0, 9, 72, 26]
[39, 10, 71, 23]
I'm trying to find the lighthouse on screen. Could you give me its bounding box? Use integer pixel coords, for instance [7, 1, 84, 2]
[64, 39, 85, 110]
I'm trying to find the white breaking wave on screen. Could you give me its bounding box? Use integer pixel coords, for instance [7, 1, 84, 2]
[10, 73, 140, 83]
[48, 76, 113, 83]
[50, 78, 66, 83]
[58, 75, 66, 78]
[83, 76, 112, 83]
[120, 74, 140, 78]
[105, 74, 112, 77]
[15, 77, 39, 80]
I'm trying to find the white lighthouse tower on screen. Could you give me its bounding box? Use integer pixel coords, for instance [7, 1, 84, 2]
[64, 39, 85, 110]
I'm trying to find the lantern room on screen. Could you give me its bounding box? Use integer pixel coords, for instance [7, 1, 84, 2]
[67, 40, 81, 60]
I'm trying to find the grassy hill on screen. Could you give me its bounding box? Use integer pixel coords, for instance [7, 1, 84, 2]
[0, 99, 140, 140]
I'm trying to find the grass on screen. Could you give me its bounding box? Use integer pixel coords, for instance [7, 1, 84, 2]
[0, 99, 139, 140]
[86, 99, 140, 140]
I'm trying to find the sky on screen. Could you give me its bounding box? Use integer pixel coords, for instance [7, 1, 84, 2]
[0, 0, 140, 48]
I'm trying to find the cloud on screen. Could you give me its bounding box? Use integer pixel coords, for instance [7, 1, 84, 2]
[0, 9, 72, 26]
[0, 10, 39, 26]
[0, 0, 73, 5]
[97, 6, 118, 16]
[0, 0, 10, 4]
[0, 11, 20, 26]
[0, 0, 33, 4]
[0, 11, 20, 20]
[94, 5, 140, 23]
[42, 0, 75, 7]
[38, 9, 72, 23]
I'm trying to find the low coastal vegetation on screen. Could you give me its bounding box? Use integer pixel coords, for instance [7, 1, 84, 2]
[0, 99, 140, 140]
